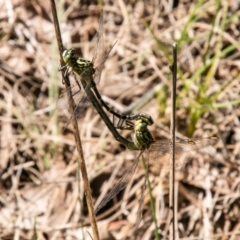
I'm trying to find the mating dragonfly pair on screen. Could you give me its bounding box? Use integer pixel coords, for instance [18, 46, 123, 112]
[58, 11, 218, 221]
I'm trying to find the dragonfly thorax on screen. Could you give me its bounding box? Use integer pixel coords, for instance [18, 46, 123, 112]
[133, 116, 154, 150]
[62, 48, 95, 76]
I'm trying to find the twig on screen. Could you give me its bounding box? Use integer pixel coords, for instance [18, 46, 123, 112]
[169, 42, 178, 240]
[49, 1, 100, 239]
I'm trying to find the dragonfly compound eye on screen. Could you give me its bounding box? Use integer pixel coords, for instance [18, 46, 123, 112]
[146, 115, 154, 125]
[62, 48, 76, 63]
[62, 51, 70, 63]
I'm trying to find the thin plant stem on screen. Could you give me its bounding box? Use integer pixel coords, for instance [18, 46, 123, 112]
[49, 1, 100, 239]
[169, 42, 178, 240]
[141, 156, 160, 240]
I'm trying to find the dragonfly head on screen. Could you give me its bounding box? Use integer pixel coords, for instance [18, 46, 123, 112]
[136, 113, 154, 126]
[62, 48, 76, 64]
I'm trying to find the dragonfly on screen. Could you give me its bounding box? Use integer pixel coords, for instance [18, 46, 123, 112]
[58, 13, 154, 150]
[61, 53, 154, 150]
[94, 115, 218, 226]
[58, 11, 144, 129]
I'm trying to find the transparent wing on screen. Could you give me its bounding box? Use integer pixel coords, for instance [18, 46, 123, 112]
[56, 74, 89, 118]
[148, 137, 218, 171]
[92, 11, 117, 85]
[92, 10, 105, 85]
[95, 152, 143, 214]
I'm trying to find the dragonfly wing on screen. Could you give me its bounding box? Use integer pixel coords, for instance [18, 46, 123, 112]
[148, 137, 218, 171]
[94, 40, 118, 87]
[92, 11, 117, 85]
[57, 75, 89, 118]
[68, 68, 105, 119]
[95, 152, 142, 214]
[191, 137, 218, 149]
[92, 10, 105, 85]
[57, 83, 80, 110]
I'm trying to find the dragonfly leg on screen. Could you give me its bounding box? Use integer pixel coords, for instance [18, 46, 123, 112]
[116, 118, 134, 130]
